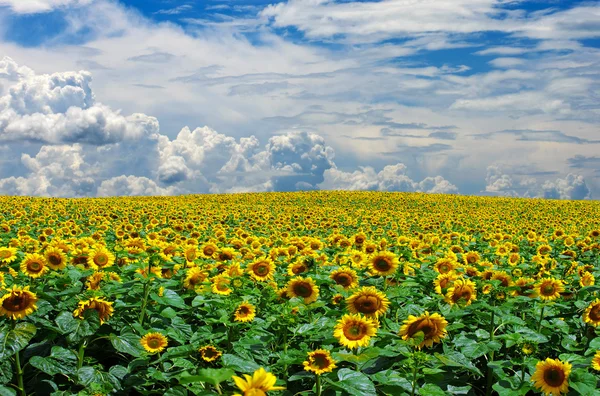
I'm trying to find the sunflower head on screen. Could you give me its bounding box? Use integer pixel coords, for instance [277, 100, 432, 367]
[346, 286, 389, 317]
[44, 247, 67, 270]
[0, 247, 18, 263]
[286, 277, 319, 304]
[444, 278, 477, 307]
[333, 313, 378, 350]
[248, 258, 276, 282]
[234, 301, 256, 323]
[232, 367, 285, 395]
[303, 349, 337, 375]
[330, 267, 359, 289]
[368, 251, 399, 276]
[536, 278, 564, 301]
[87, 247, 115, 270]
[140, 332, 168, 354]
[591, 350, 600, 372]
[399, 311, 448, 349]
[73, 297, 114, 324]
[21, 253, 48, 278]
[0, 285, 38, 320]
[198, 345, 222, 362]
[583, 299, 600, 327]
[531, 358, 571, 395]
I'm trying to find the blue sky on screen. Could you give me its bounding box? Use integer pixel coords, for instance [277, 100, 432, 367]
[0, 0, 598, 198]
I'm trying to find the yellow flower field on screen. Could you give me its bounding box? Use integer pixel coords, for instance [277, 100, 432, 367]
[0, 191, 599, 395]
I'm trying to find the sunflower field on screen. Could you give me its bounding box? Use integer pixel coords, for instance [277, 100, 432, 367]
[0, 191, 600, 396]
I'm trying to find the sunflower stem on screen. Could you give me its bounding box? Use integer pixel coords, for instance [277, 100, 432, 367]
[537, 305, 545, 333]
[14, 349, 25, 396]
[283, 330, 288, 376]
[485, 309, 495, 396]
[214, 383, 222, 395]
[315, 374, 322, 396]
[410, 352, 418, 396]
[77, 339, 88, 370]
[138, 281, 151, 326]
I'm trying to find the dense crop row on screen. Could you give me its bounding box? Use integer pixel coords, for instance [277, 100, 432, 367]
[0, 191, 599, 395]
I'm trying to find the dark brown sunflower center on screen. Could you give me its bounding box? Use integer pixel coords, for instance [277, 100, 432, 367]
[354, 295, 381, 314]
[203, 348, 219, 358]
[28, 261, 43, 272]
[374, 258, 391, 271]
[452, 289, 471, 303]
[220, 252, 232, 260]
[467, 255, 477, 263]
[407, 319, 434, 338]
[238, 306, 250, 315]
[148, 338, 162, 348]
[589, 305, 600, 321]
[94, 254, 108, 266]
[3, 294, 29, 311]
[343, 322, 367, 340]
[204, 247, 215, 255]
[365, 247, 375, 254]
[0, 250, 11, 259]
[293, 282, 313, 297]
[186, 251, 197, 260]
[542, 284, 556, 295]
[254, 264, 269, 275]
[543, 367, 565, 387]
[48, 254, 62, 266]
[334, 273, 352, 286]
[311, 353, 328, 368]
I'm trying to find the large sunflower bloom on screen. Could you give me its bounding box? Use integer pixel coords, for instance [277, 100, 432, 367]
[333, 313, 378, 350]
[234, 301, 256, 323]
[368, 251, 399, 276]
[444, 278, 477, 306]
[583, 299, 600, 327]
[198, 345, 222, 362]
[531, 358, 571, 395]
[286, 277, 319, 304]
[330, 267, 359, 289]
[0, 246, 18, 264]
[211, 274, 233, 296]
[536, 278, 564, 301]
[87, 246, 115, 270]
[399, 311, 448, 349]
[21, 253, 48, 278]
[303, 349, 337, 375]
[232, 367, 285, 396]
[346, 286, 389, 318]
[73, 296, 114, 324]
[140, 332, 168, 354]
[247, 258, 276, 282]
[183, 267, 209, 291]
[0, 285, 38, 320]
[44, 247, 68, 270]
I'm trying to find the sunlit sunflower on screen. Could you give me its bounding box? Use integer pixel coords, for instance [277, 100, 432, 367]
[211, 274, 232, 296]
[183, 246, 198, 263]
[183, 267, 209, 291]
[433, 258, 456, 274]
[536, 278, 564, 301]
[217, 247, 236, 262]
[234, 301, 256, 323]
[87, 246, 115, 270]
[198, 345, 222, 362]
[140, 332, 168, 354]
[303, 349, 337, 375]
[331, 293, 344, 305]
[73, 297, 114, 324]
[579, 272, 595, 287]
[247, 258, 276, 282]
[583, 299, 600, 327]
[531, 358, 571, 395]
[0, 285, 38, 319]
[537, 244, 552, 256]
[399, 311, 448, 349]
[346, 286, 389, 318]
[434, 272, 458, 295]
[513, 277, 538, 298]
[591, 350, 600, 371]
[21, 253, 48, 278]
[333, 313, 378, 349]
[445, 278, 477, 306]
[86, 272, 104, 290]
[0, 247, 18, 264]
[368, 251, 399, 276]
[232, 367, 285, 396]
[286, 277, 319, 304]
[42, 247, 67, 271]
[463, 251, 480, 265]
[287, 260, 309, 276]
[330, 267, 359, 289]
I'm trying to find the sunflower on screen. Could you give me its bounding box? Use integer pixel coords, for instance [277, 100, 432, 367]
[86, 272, 104, 290]
[399, 311, 448, 349]
[140, 332, 168, 354]
[232, 367, 284, 396]
[330, 267, 359, 289]
[513, 277, 538, 298]
[445, 278, 477, 306]
[0, 285, 38, 320]
[286, 277, 319, 304]
[211, 274, 232, 296]
[0, 247, 18, 263]
[87, 246, 115, 270]
[579, 272, 595, 287]
[200, 243, 218, 258]
[247, 258, 276, 282]
[217, 247, 236, 262]
[42, 247, 67, 271]
[531, 358, 571, 395]
[463, 251, 480, 265]
[303, 349, 337, 375]
[73, 297, 114, 324]
[434, 272, 458, 295]
[183, 246, 198, 262]
[433, 258, 456, 274]
[536, 278, 564, 301]
[346, 286, 389, 318]
[582, 299, 600, 327]
[591, 350, 600, 371]
[537, 244, 552, 256]
[368, 251, 399, 276]
[21, 253, 48, 278]
[183, 267, 209, 291]
[333, 313, 378, 349]
[507, 252, 521, 266]
[198, 345, 222, 362]
[234, 301, 256, 322]
[287, 260, 309, 276]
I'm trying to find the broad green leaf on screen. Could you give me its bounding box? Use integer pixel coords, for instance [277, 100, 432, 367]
[110, 332, 144, 357]
[222, 354, 260, 373]
[0, 386, 16, 396]
[0, 322, 37, 360]
[179, 368, 234, 386]
[327, 369, 376, 396]
[419, 383, 446, 396]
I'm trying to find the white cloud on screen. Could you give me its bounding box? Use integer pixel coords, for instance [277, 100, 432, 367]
[318, 163, 458, 194]
[97, 175, 174, 197]
[0, 0, 90, 14]
[488, 57, 525, 68]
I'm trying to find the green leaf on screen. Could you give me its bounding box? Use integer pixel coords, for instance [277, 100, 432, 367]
[110, 332, 144, 357]
[29, 346, 78, 377]
[327, 369, 376, 396]
[222, 354, 260, 373]
[461, 342, 488, 359]
[152, 289, 186, 309]
[0, 360, 13, 385]
[179, 368, 234, 386]
[419, 384, 445, 396]
[0, 386, 16, 396]
[0, 322, 37, 361]
[446, 385, 471, 395]
[164, 387, 188, 396]
[55, 311, 99, 344]
[435, 351, 483, 376]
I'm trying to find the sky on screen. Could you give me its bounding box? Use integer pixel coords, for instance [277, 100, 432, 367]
[0, 0, 598, 198]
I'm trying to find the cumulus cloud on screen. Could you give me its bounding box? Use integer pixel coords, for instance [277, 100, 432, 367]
[318, 164, 458, 194]
[0, 57, 159, 145]
[97, 175, 174, 197]
[484, 165, 591, 200]
[0, 0, 90, 14]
